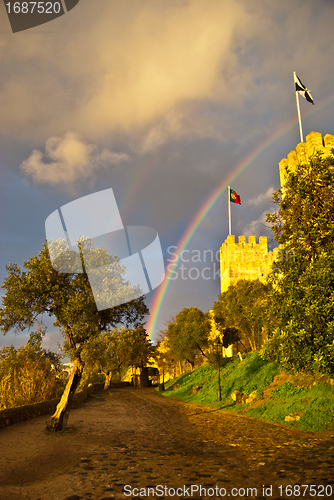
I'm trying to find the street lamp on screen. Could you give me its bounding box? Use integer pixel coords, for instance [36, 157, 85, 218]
[159, 356, 165, 391]
[163, 356, 165, 386]
[215, 337, 222, 402]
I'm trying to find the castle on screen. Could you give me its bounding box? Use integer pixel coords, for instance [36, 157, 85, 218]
[220, 235, 278, 293]
[220, 131, 334, 294]
[279, 131, 334, 190]
[157, 132, 334, 371]
[213, 131, 334, 356]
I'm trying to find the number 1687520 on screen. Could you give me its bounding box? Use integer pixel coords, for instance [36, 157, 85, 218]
[5, 2, 61, 14]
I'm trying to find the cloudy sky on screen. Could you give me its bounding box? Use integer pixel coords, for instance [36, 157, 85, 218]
[1, 0, 334, 352]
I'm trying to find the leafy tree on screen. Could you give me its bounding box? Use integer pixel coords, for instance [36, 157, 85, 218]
[78, 328, 125, 389]
[0, 325, 64, 409]
[127, 325, 151, 369]
[154, 336, 178, 381]
[213, 279, 269, 352]
[0, 239, 149, 430]
[80, 324, 153, 389]
[166, 307, 210, 369]
[261, 151, 334, 375]
[123, 325, 154, 386]
[219, 327, 241, 349]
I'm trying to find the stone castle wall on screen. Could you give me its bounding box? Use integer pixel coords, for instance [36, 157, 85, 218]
[220, 235, 278, 293]
[217, 131, 334, 352]
[220, 131, 334, 295]
[279, 131, 334, 189]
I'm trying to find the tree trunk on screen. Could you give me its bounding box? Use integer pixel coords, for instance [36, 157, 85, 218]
[47, 324, 84, 431]
[133, 371, 138, 387]
[248, 334, 256, 352]
[104, 371, 112, 390]
[140, 366, 149, 387]
[46, 356, 84, 431]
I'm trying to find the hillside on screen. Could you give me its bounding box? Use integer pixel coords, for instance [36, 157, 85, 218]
[160, 353, 334, 432]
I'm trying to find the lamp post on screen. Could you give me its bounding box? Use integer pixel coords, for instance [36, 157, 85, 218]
[159, 356, 165, 391]
[162, 356, 165, 387]
[215, 337, 222, 402]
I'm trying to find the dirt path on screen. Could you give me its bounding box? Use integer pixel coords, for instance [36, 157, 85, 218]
[0, 387, 333, 500]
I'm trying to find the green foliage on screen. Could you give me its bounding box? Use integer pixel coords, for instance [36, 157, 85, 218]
[248, 382, 334, 432]
[164, 363, 215, 402]
[0, 328, 65, 409]
[271, 381, 305, 398]
[262, 152, 334, 375]
[213, 279, 270, 352]
[161, 355, 334, 432]
[164, 353, 279, 403]
[154, 337, 177, 379]
[166, 307, 211, 368]
[80, 324, 154, 388]
[0, 239, 149, 344]
[0, 238, 149, 428]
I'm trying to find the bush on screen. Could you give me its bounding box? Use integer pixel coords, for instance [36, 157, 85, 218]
[0, 332, 66, 409]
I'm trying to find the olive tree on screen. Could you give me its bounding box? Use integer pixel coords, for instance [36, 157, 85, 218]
[0, 239, 148, 430]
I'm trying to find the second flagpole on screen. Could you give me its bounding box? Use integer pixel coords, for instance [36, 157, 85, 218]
[293, 71, 304, 142]
[228, 185, 231, 235]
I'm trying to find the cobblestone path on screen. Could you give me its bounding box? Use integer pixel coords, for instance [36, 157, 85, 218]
[0, 387, 333, 500]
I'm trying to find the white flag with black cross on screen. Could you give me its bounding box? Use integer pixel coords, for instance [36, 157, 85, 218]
[293, 72, 315, 142]
[294, 73, 314, 105]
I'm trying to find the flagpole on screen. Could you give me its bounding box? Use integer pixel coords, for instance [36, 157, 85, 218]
[293, 71, 304, 142]
[228, 186, 231, 235]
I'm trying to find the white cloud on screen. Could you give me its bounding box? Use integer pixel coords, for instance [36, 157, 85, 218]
[20, 131, 130, 185]
[0, 0, 334, 152]
[247, 187, 275, 207]
[242, 210, 271, 238]
[0, 0, 251, 141]
[1, 1, 334, 147]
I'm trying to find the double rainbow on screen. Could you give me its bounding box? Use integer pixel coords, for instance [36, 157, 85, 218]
[147, 95, 332, 342]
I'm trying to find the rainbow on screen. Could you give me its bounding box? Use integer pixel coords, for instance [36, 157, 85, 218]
[147, 95, 334, 342]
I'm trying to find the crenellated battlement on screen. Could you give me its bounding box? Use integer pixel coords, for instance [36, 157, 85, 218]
[279, 131, 334, 189]
[220, 132, 334, 295]
[220, 235, 277, 293]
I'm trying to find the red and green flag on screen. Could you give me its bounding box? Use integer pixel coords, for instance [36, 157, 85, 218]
[230, 188, 241, 205]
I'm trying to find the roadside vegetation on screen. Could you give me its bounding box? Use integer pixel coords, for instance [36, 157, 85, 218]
[157, 152, 334, 380]
[0, 326, 66, 409]
[0, 237, 149, 429]
[1, 152, 334, 433]
[161, 353, 334, 432]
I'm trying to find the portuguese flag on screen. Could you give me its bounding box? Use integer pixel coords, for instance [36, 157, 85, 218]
[230, 188, 241, 205]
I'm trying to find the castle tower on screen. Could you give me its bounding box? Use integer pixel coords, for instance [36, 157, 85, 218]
[220, 131, 334, 296]
[220, 234, 277, 293]
[215, 131, 334, 355]
[279, 131, 334, 190]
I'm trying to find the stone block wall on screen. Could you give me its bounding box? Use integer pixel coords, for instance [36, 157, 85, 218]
[0, 382, 112, 429]
[220, 235, 277, 293]
[279, 131, 334, 190]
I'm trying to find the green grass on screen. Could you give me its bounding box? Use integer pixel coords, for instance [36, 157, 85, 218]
[160, 353, 334, 432]
[248, 381, 334, 432]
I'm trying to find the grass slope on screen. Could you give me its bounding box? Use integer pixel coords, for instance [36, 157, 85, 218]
[160, 353, 334, 432]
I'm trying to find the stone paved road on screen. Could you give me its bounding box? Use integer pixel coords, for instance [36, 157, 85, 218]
[0, 387, 333, 500]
